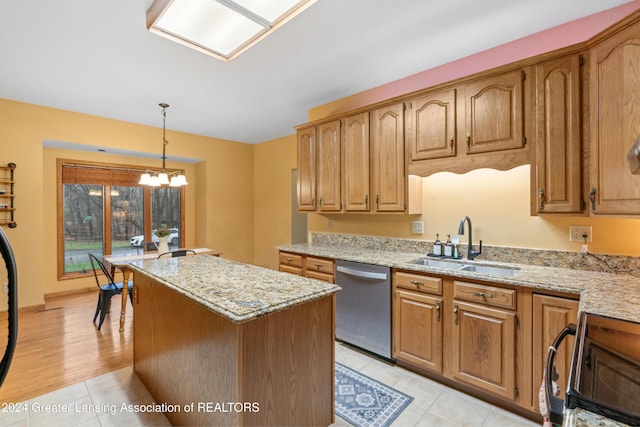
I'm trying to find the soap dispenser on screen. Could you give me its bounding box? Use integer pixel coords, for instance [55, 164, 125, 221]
[444, 235, 453, 257]
[433, 234, 442, 256]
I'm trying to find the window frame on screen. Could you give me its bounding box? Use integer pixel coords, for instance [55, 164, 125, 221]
[56, 158, 185, 280]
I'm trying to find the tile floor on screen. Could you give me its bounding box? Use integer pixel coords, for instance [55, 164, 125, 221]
[1, 342, 540, 427]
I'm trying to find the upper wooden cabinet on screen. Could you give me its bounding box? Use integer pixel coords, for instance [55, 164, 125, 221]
[534, 54, 583, 214]
[407, 69, 531, 177]
[342, 112, 370, 212]
[589, 21, 640, 215]
[317, 120, 342, 212]
[464, 70, 526, 154]
[296, 127, 316, 211]
[371, 102, 407, 212]
[408, 89, 457, 161]
[296, 110, 420, 214]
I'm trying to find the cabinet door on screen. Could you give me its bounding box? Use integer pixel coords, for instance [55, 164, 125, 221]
[342, 112, 370, 212]
[535, 55, 582, 214]
[589, 24, 640, 215]
[393, 289, 443, 373]
[465, 70, 525, 154]
[317, 120, 342, 212]
[409, 89, 456, 161]
[532, 294, 578, 410]
[452, 301, 516, 400]
[371, 103, 406, 212]
[297, 127, 316, 211]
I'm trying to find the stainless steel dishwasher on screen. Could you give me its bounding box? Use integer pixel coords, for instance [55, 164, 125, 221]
[335, 260, 392, 359]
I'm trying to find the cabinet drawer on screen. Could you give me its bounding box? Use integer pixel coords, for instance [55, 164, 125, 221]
[279, 252, 303, 268]
[306, 256, 334, 274]
[453, 281, 516, 310]
[395, 271, 442, 295]
[279, 265, 303, 276]
[306, 270, 334, 284]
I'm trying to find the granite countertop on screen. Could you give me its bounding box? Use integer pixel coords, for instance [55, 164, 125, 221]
[129, 254, 340, 323]
[278, 243, 640, 323]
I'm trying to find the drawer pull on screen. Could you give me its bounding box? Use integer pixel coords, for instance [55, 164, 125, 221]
[315, 263, 323, 269]
[436, 301, 441, 322]
[286, 258, 294, 263]
[410, 280, 423, 286]
[473, 291, 493, 299]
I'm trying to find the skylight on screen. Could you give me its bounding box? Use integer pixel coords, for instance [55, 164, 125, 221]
[146, 0, 316, 62]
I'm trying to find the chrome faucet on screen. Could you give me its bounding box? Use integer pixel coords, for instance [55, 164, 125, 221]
[458, 216, 482, 260]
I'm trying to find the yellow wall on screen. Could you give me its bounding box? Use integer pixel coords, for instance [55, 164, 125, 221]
[0, 98, 254, 308]
[306, 166, 640, 256]
[253, 135, 297, 270]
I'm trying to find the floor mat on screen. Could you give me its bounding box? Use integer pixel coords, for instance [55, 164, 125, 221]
[335, 362, 413, 427]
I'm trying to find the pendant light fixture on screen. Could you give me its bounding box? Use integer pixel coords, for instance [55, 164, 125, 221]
[139, 103, 188, 187]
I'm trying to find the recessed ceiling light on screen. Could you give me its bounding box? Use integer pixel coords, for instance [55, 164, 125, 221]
[147, 0, 317, 62]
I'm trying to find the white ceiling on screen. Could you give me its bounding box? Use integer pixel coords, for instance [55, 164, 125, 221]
[0, 0, 634, 145]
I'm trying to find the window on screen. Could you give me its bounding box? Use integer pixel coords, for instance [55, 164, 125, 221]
[57, 160, 185, 278]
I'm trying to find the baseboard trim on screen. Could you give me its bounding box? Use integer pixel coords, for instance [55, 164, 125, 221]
[45, 287, 96, 301]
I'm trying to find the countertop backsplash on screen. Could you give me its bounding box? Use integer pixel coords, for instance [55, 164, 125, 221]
[309, 232, 640, 276]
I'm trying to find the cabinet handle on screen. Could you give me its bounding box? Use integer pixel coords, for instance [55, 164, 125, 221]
[312, 198, 316, 210]
[589, 188, 597, 212]
[454, 303, 459, 325]
[410, 280, 423, 286]
[365, 194, 369, 210]
[319, 197, 323, 209]
[375, 194, 379, 210]
[473, 291, 493, 299]
[436, 301, 441, 322]
[466, 133, 471, 151]
[449, 137, 454, 152]
[538, 188, 545, 210]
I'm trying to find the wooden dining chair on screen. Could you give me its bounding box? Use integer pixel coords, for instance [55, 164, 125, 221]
[88, 254, 133, 330]
[157, 249, 197, 259]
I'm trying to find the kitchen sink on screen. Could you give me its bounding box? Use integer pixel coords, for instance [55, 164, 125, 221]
[459, 264, 518, 277]
[408, 258, 518, 277]
[409, 258, 466, 269]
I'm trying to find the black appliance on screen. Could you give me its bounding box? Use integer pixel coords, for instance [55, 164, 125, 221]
[546, 312, 640, 425]
[0, 226, 18, 388]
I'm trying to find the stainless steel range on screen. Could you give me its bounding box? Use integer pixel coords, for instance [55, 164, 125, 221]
[546, 312, 640, 425]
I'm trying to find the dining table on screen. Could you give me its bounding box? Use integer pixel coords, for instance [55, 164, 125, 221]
[103, 248, 221, 331]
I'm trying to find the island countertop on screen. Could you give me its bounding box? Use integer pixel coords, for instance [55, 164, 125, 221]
[129, 254, 340, 323]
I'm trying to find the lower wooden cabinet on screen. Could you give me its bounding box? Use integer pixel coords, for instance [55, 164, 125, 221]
[393, 288, 443, 373]
[451, 300, 516, 400]
[278, 251, 303, 276]
[531, 293, 579, 410]
[392, 268, 584, 418]
[278, 251, 335, 283]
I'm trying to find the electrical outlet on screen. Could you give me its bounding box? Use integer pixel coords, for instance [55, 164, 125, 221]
[412, 221, 424, 234]
[569, 225, 592, 242]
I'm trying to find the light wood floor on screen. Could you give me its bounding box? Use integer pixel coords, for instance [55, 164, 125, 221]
[0, 291, 133, 403]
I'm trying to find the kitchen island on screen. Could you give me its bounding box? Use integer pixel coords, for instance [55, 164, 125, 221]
[129, 254, 340, 426]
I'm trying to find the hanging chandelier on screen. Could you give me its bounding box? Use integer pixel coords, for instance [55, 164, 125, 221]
[139, 103, 188, 187]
